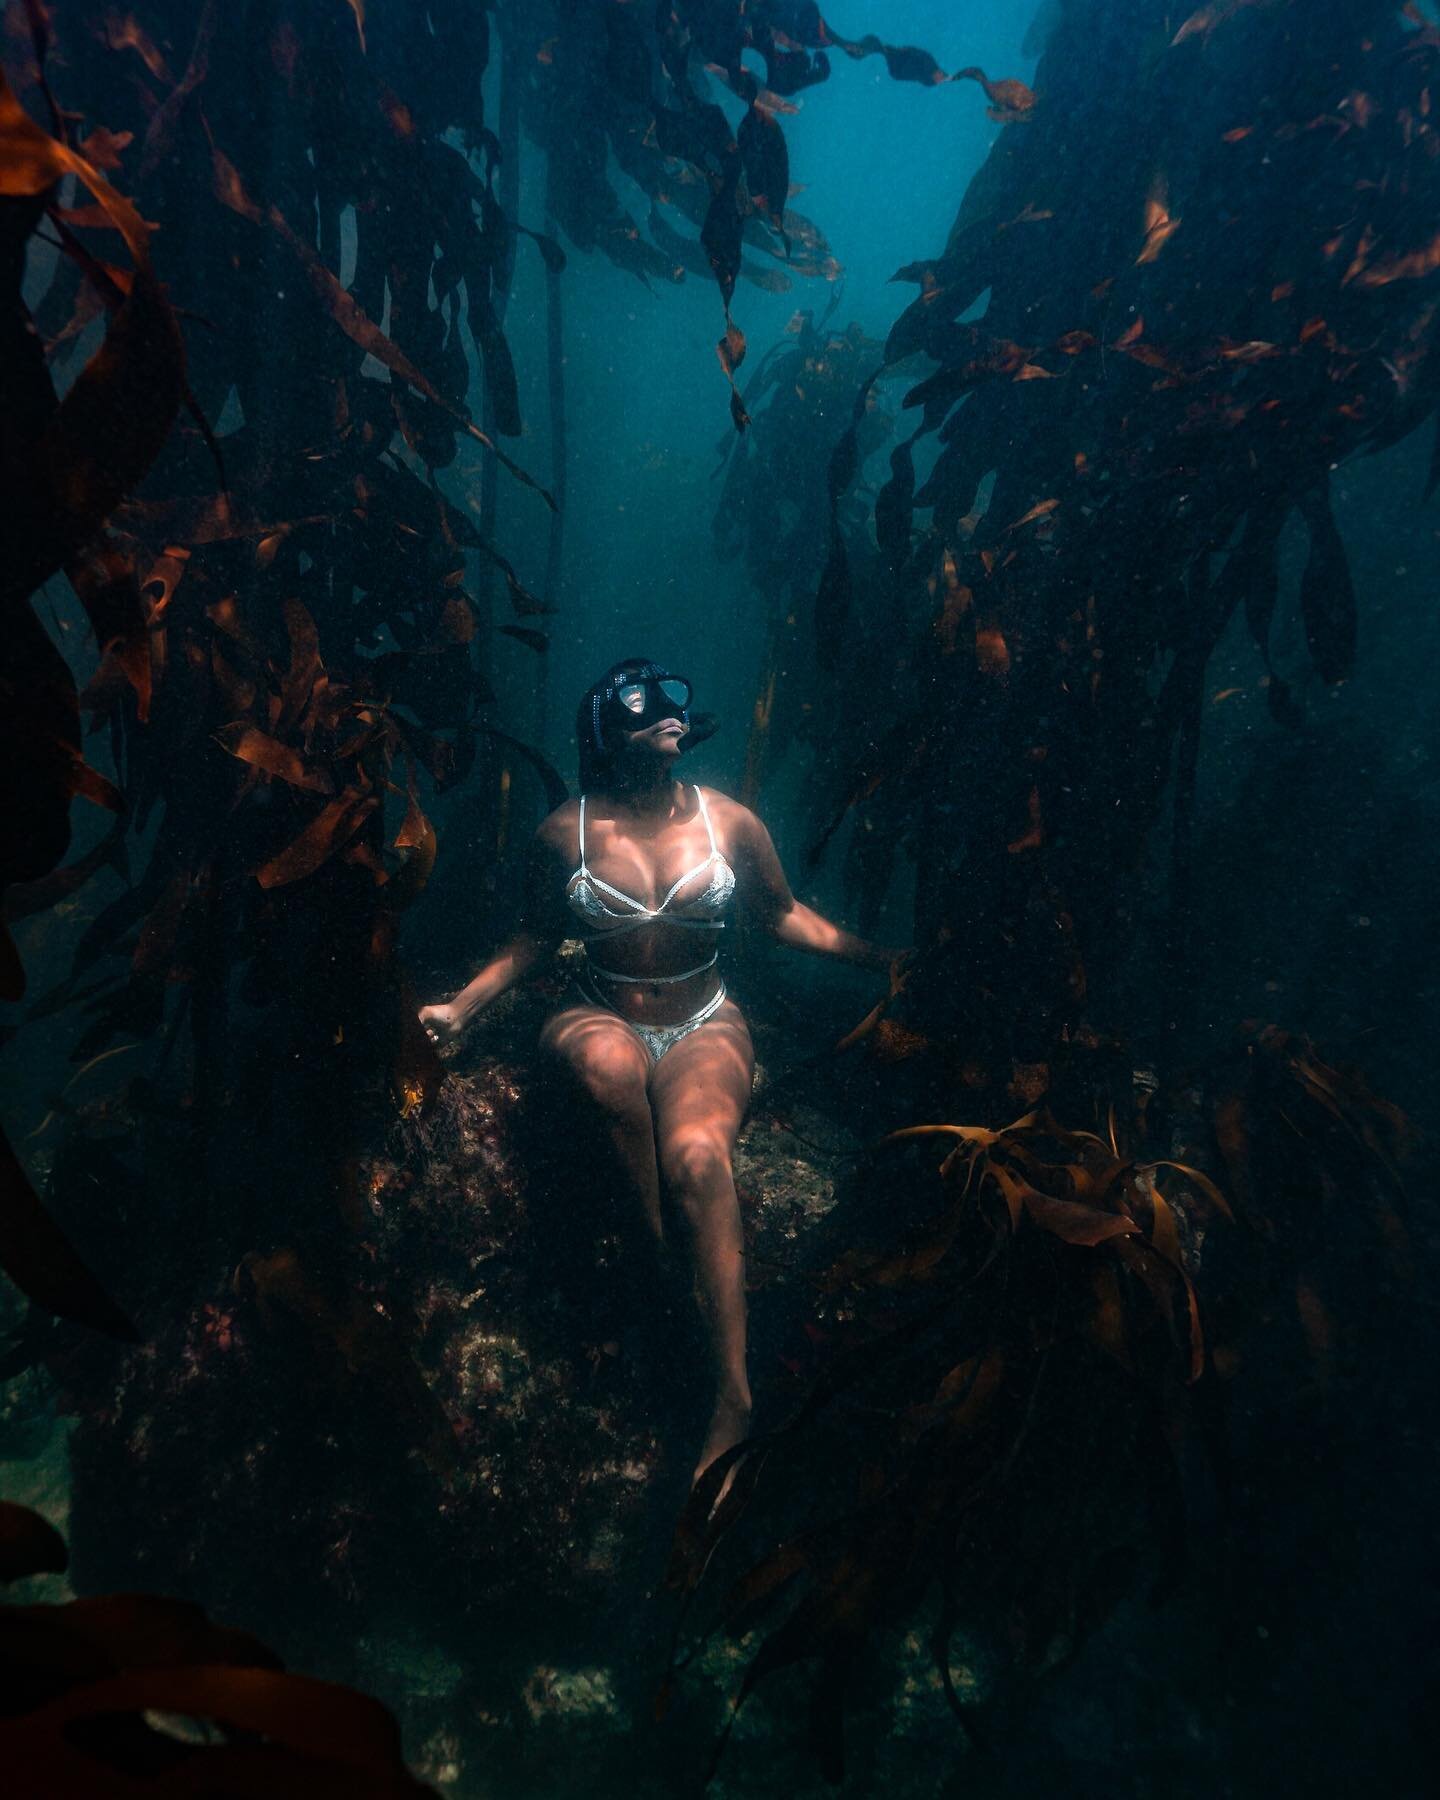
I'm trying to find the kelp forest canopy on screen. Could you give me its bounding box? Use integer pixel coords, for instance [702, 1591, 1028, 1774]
[0, 0, 1014, 1329]
[746, 0, 1440, 1098]
[1, 1, 1437, 1797]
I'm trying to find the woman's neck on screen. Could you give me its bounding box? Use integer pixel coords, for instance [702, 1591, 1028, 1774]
[606, 759, 681, 820]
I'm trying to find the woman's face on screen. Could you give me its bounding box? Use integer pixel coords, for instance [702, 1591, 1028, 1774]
[619, 715, 686, 761]
[606, 670, 690, 764]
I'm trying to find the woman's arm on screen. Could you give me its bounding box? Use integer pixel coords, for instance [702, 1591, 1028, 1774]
[429, 930, 552, 1034]
[420, 818, 570, 1043]
[728, 801, 905, 972]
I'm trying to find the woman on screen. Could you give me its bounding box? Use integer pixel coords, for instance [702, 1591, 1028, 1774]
[419, 658, 901, 1489]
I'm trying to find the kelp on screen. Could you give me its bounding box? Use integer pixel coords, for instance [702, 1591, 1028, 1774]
[504, 1, 1006, 426]
[1200, 1022, 1416, 1373]
[658, 0, 1437, 1779]
[0, 3, 580, 1355]
[1, 4, 1429, 1789]
[0, 9, 844, 1766]
[0, 54, 183, 1342]
[709, 304, 938, 930]
[664, 1103, 1227, 1782]
[0, 15, 857, 1734]
[0, 1505, 437, 1796]
[712, 309, 901, 816]
[788, 0, 1440, 1088]
[666, 1022, 1416, 1782]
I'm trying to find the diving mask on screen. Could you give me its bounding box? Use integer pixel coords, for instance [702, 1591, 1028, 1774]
[596, 665, 692, 740]
[613, 672, 692, 728]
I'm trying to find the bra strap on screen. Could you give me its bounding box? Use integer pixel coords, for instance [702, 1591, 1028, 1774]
[694, 785, 718, 856]
[577, 793, 588, 872]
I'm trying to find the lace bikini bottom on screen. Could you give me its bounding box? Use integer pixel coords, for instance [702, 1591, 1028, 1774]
[569, 974, 729, 1064]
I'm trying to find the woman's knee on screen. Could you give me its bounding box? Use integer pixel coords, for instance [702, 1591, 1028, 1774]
[562, 1033, 650, 1121]
[659, 1128, 731, 1200]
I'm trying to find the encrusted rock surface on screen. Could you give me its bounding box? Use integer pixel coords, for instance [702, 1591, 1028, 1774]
[11, 967, 910, 1794]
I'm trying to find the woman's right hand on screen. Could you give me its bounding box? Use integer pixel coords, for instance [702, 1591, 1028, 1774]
[418, 1002, 465, 1048]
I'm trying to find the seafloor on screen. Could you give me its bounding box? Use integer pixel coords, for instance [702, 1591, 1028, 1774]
[4, 942, 1432, 1799]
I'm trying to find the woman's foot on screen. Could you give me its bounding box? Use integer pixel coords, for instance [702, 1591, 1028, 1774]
[691, 1388, 753, 1502]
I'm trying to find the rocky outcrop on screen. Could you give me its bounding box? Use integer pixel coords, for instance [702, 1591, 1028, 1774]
[22, 965, 867, 1789]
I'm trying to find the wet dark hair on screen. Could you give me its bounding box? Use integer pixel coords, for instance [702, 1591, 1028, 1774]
[575, 655, 662, 792]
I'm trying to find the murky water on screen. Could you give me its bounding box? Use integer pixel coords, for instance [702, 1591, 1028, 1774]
[2, 3, 1436, 1795]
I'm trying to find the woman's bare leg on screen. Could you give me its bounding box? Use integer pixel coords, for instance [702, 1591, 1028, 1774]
[647, 1001, 755, 1486]
[540, 1002, 662, 1243]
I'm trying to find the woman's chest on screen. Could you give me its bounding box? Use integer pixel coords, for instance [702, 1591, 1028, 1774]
[584, 824, 724, 907]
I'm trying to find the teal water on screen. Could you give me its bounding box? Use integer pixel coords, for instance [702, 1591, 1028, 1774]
[3, 3, 1437, 1795]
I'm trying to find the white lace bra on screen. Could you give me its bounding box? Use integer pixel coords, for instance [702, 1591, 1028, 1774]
[565, 787, 736, 981]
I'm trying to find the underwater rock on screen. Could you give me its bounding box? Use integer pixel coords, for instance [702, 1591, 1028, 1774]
[20, 996, 1425, 1793]
[35, 962, 858, 1770]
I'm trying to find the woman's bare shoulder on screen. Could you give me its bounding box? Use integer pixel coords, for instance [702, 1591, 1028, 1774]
[534, 798, 581, 856]
[700, 788, 766, 846]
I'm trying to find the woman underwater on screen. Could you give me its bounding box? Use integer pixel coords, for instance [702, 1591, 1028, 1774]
[418, 658, 902, 1489]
